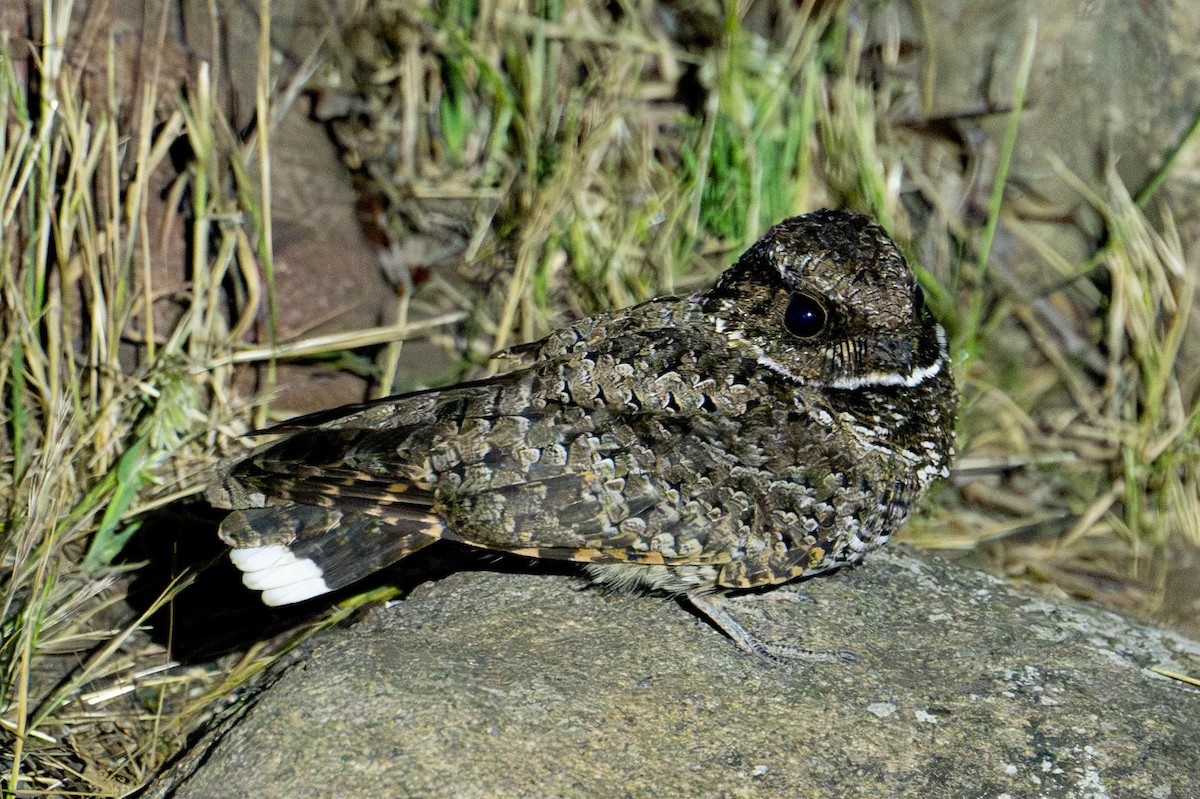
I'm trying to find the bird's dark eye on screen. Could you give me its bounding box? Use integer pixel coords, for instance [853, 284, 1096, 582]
[783, 292, 827, 338]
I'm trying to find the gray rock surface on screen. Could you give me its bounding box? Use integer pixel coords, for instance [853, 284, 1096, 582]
[149, 547, 1198, 799]
[861, 0, 1200, 279]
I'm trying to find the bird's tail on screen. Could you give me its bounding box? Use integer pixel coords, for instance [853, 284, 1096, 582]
[218, 503, 446, 606]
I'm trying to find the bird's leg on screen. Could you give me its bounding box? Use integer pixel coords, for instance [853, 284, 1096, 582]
[684, 591, 856, 662]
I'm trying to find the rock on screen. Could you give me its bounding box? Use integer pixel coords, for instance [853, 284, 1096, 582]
[860, 0, 1200, 279]
[147, 547, 1198, 798]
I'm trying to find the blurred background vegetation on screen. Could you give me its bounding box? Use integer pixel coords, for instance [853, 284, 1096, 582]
[1, 0, 1198, 793]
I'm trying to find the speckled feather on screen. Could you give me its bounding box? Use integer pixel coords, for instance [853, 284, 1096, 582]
[210, 209, 956, 630]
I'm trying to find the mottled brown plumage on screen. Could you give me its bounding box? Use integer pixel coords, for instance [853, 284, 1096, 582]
[208, 209, 957, 656]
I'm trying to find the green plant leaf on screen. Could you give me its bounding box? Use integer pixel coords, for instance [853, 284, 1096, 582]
[82, 436, 150, 571]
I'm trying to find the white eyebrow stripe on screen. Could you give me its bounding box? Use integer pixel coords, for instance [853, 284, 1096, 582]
[758, 354, 944, 388]
[755, 323, 949, 389]
[756, 354, 803, 382]
[827, 358, 942, 390]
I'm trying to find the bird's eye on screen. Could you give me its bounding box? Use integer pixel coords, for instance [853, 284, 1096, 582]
[783, 292, 827, 338]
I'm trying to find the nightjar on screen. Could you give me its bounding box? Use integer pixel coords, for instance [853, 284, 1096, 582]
[208, 209, 957, 656]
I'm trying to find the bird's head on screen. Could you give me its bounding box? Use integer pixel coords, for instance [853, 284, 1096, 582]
[704, 209, 949, 394]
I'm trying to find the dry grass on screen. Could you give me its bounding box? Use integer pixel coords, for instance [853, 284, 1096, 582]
[0, 2, 350, 792]
[1, 0, 1197, 794]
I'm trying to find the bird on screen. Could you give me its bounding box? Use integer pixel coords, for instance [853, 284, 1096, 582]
[207, 208, 957, 657]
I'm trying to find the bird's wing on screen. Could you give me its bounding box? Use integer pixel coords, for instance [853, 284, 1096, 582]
[212, 317, 875, 601]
